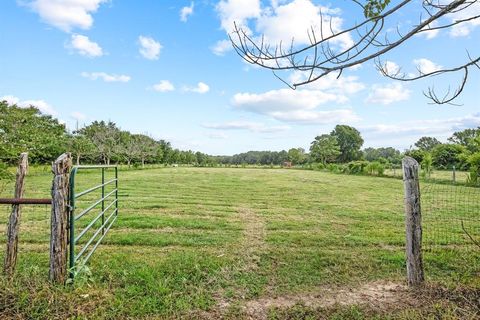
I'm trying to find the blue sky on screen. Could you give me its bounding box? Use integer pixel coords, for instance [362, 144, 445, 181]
[0, 0, 479, 155]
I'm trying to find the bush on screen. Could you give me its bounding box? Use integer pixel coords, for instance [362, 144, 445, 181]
[347, 161, 369, 174]
[466, 152, 480, 185]
[421, 153, 433, 179]
[312, 163, 325, 171]
[365, 161, 385, 176]
[326, 163, 342, 173]
[0, 161, 13, 192]
[431, 144, 467, 169]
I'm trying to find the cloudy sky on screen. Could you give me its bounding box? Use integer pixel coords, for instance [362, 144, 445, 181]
[0, 0, 479, 155]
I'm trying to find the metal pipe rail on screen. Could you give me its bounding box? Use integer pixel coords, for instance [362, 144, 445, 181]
[0, 198, 51, 205]
[68, 165, 118, 278]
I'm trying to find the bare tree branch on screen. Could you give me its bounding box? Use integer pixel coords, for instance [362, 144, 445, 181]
[230, 0, 479, 104]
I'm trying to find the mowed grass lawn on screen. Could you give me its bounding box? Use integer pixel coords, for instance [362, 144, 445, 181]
[0, 167, 479, 319]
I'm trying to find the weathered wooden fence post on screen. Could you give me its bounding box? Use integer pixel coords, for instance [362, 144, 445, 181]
[3, 152, 28, 276]
[452, 165, 456, 184]
[49, 153, 72, 284]
[402, 156, 425, 286]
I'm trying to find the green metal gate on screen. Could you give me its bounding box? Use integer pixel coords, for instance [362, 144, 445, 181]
[68, 165, 118, 277]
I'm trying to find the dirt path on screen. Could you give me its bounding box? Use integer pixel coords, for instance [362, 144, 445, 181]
[242, 281, 411, 319]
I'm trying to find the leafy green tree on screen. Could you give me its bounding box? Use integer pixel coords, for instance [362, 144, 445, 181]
[431, 144, 467, 169]
[78, 121, 121, 165]
[287, 148, 306, 165]
[0, 101, 67, 163]
[116, 131, 140, 167]
[414, 136, 441, 151]
[68, 134, 95, 165]
[466, 152, 480, 185]
[158, 140, 173, 164]
[0, 161, 13, 193]
[134, 134, 157, 167]
[310, 134, 341, 165]
[421, 153, 433, 179]
[330, 125, 364, 162]
[448, 128, 480, 153]
[405, 149, 426, 164]
[363, 147, 401, 164]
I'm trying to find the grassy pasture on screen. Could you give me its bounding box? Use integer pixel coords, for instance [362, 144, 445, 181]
[0, 167, 479, 319]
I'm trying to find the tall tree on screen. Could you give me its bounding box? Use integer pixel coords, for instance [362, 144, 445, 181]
[288, 148, 306, 165]
[431, 144, 467, 169]
[448, 128, 480, 152]
[78, 121, 121, 165]
[414, 136, 441, 151]
[330, 125, 364, 163]
[310, 134, 341, 165]
[134, 134, 157, 167]
[0, 101, 67, 163]
[68, 134, 95, 165]
[116, 131, 140, 167]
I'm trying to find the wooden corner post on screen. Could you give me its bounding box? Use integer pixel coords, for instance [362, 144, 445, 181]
[402, 156, 425, 286]
[49, 153, 72, 284]
[3, 152, 28, 276]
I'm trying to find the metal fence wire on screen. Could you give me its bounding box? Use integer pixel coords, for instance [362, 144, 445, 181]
[421, 181, 480, 251]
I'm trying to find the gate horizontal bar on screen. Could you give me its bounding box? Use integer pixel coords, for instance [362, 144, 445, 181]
[74, 178, 118, 199]
[0, 198, 51, 205]
[75, 208, 117, 262]
[75, 214, 118, 274]
[74, 189, 117, 221]
[74, 165, 118, 169]
[74, 199, 117, 243]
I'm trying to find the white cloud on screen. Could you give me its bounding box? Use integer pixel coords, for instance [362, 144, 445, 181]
[207, 132, 229, 139]
[27, 0, 108, 32]
[381, 61, 400, 75]
[216, 0, 261, 33]
[418, 20, 440, 39]
[289, 71, 365, 95]
[68, 34, 103, 57]
[255, 0, 353, 50]
[1, 95, 57, 116]
[81, 72, 130, 82]
[202, 121, 290, 133]
[365, 83, 411, 105]
[217, 0, 352, 52]
[232, 88, 359, 124]
[413, 58, 442, 74]
[180, 2, 194, 22]
[361, 113, 480, 145]
[448, 2, 480, 37]
[138, 36, 162, 60]
[70, 111, 87, 121]
[211, 39, 232, 56]
[152, 80, 175, 92]
[184, 82, 210, 94]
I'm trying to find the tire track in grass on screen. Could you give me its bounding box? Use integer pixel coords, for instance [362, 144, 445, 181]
[211, 206, 269, 314]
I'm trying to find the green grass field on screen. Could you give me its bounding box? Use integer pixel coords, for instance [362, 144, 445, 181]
[0, 167, 479, 319]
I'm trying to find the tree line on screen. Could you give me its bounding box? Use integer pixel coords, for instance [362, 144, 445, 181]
[1, 101, 479, 181]
[0, 101, 213, 167]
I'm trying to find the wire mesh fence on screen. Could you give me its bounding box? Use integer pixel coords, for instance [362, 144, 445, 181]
[421, 180, 480, 251]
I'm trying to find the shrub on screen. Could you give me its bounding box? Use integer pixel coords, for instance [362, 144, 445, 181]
[431, 144, 467, 169]
[347, 161, 369, 174]
[421, 153, 433, 179]
[466, 152, 480, 185]
[365, 161, 385, 176]
[326, 163, 341, 173]
[312, 163, 325, 171]
[0, 161, 13, 192]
